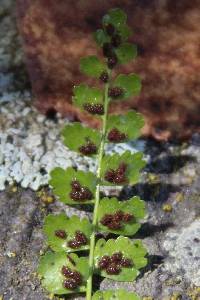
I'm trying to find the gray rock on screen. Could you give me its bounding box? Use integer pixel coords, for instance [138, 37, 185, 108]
[163, 219, 200, 286]
[0, 133, 200, 299]
[0, 189, 47, 300]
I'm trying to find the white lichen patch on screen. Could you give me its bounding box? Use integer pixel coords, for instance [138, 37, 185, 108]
[0, 95, 145, 191]
[0, 95, 90, 190]
[163, 219, 200, 286]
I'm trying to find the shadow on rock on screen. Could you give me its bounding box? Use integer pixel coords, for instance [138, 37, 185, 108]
[120, 182, 182, 202]
[146, 155, 196, 174]
[139, 255, 165, 278]
[137, 222, 174, 238]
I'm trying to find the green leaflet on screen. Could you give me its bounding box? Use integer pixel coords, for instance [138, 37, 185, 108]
[98, 197, 146, 236]
[102, 8, 127, 27]
[101, 151, 146, 186]
[115, 43, 137, 64]
[102, 8, 131, 41]
[94, 29, 110, 47]
[107, 111, 145, 142]
[114, 74, 141, 99]
[49, 167, 97, 205]
[44, 214, 93, 252]
[38, 252, 89, 294]
[73, 84, 103, 109]
[62, 122, 101, 156]
[94, 12, 131, 47]
[80, 56, 106, 78]
[117, 24, 132, 41]
[92, 289, 141, 300]
[94, 236, 147, 281]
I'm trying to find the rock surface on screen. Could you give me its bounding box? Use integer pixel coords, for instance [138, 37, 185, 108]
[100, 138, 200, 299]
[0, 135, 200, 300]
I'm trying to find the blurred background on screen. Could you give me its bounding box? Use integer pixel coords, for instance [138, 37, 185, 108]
[13, 0, 200, 140]
[1, 0, 200, 141]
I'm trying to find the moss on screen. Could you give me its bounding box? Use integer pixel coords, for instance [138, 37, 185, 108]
[147, 173, 160, 184]
[162, 204, 173, 212]
[187, 287, 200, 300]
[48, 293, 54, 300]
[11, 185, 18, 193]
[165, 278, 181, 286]
[170, 293, 182, 300]
[6, 251, 16, 258]
[175, 193, 184, 202]
[8, 182, 19, 195]
[37, 188, 55, 205]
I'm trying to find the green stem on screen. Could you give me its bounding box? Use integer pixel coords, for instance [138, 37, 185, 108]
[86, 75, 110, 300]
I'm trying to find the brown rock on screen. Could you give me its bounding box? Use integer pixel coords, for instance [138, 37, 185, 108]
[16, 0, 200, 140]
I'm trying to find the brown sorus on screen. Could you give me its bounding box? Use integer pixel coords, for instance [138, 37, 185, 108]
[113, 210, 124, 222]
[107, 128, 127, 143]
[61, 266, 72, 277]
[107, 54, 118, 69]
[62, 266, 82, 290]
[83, 103, 104, 115]
[98, 255, 111, 269]
[100, 214, 121, 230]
[122, 213, 134, 222]
[106, 263, 121, 275]
[120, 257, 133, 268]
[100, 210, 134, 230]
[108, 87, 124, 98]
[55, 229, 67, 239]
[70, 180, 93, 202]
[107, 221, 122, 230]
[98, 252, 133, 275]
[111, 252, 123, 263]
[67, 231, 88, 249]
[100, 214, 113, 226]
[99, 71, 109, 83]
[75, 231, 87, 244]
[104, 163, 127, 184]
[63, 278, 78, 289]
[79, 140, 97, 155]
